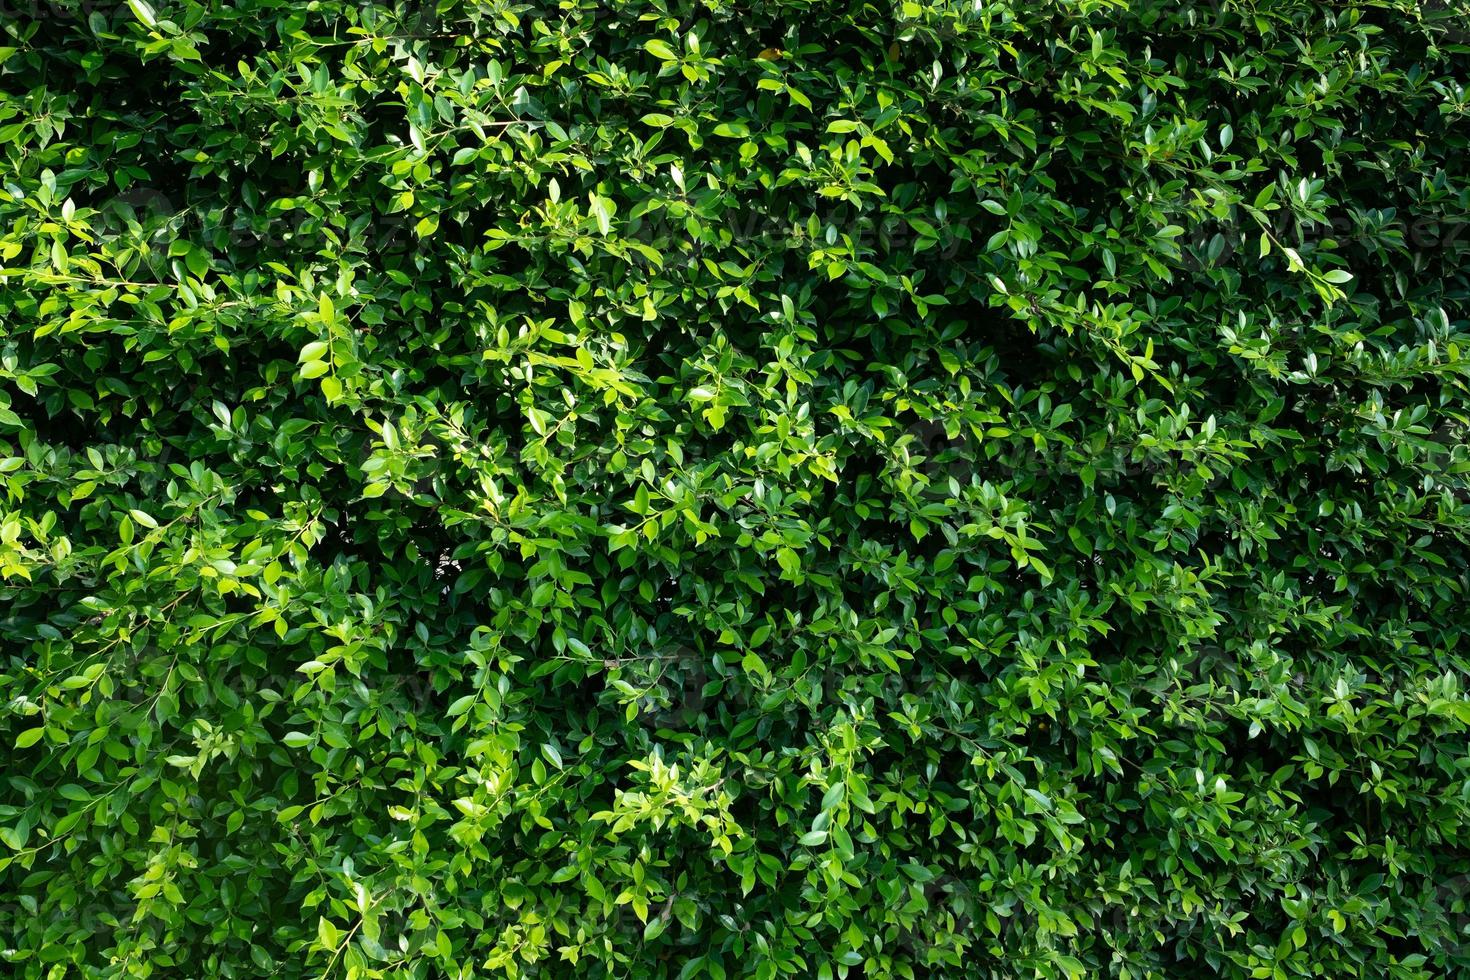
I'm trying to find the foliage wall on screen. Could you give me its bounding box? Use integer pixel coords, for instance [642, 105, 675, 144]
[2, 0, 1470, 977]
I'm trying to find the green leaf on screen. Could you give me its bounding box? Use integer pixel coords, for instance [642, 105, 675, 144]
[126, 0, 156, 27]
[741, 652, 768, 677]
[299, 341, 329, 363]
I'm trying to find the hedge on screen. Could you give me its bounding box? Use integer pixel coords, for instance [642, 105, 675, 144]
[2, 0, 1469, 977]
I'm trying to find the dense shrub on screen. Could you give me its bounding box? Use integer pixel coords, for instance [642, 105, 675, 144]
[2, 0, 1470, 976]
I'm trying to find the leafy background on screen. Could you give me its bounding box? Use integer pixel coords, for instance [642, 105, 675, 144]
[2, 0, 1470, 977]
